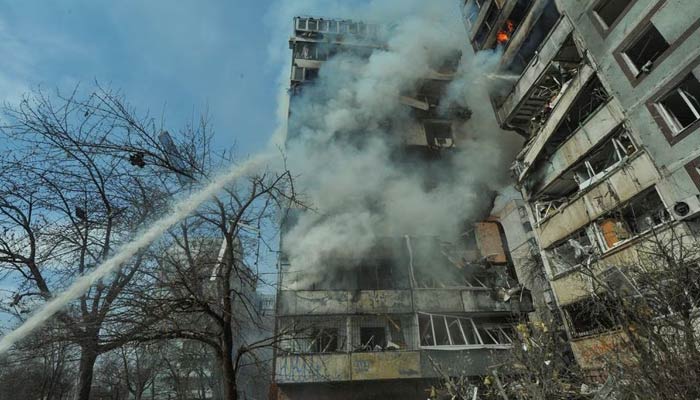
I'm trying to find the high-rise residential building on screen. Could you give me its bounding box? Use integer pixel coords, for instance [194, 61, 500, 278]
[271, 16, 533, 400]
[463, 0, 700, 375]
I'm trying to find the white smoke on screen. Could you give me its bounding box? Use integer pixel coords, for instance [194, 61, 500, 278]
[274, 0, 523, 288]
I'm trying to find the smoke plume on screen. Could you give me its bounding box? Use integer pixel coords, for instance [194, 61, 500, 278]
[273, 0, 523, 288]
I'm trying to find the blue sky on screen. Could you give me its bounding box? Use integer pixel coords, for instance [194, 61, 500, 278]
[0, 1, 375, 304]
[0, 1, 290, 155]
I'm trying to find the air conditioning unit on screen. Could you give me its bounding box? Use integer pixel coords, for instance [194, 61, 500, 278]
[672, 195, 700, 220]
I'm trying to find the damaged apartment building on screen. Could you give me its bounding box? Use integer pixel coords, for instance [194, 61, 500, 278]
[271, 16, 533, 400]
[463, 0, 700, 376]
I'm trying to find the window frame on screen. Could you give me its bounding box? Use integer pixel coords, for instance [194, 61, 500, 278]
[418, 313, 513, 349]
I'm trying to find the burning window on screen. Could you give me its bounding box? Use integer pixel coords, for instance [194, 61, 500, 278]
[593, 0, 633, 29]
[656, 73, 700, 134]
[419, 313, 514, 348]
[622, 24, 669, 77]
[495, 0, 532, 46]
[547, 228, 596, 274]
[594, 187, 670, 250]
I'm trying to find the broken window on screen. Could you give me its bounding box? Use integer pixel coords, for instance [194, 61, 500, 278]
[563, 295, 619, 338]
[593, 0, 632, 29]
[279, 317, 347, 354]
[656, 73, 700, 134]
[572, 129, 637, 191]
[419, 313, 514, 348]
[622, 24, 669, 77]
[593, 187, 670, 250]
[423, 120, 454, 148]
[359, 327, 386, 351]
[547, 228, 597, 274]
[545, 76, 609, 153]
[532, 129, 636, 218]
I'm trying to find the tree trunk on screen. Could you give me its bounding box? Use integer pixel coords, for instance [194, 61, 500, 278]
[220, 334, 238, 400]
[75, 345, 98, 400]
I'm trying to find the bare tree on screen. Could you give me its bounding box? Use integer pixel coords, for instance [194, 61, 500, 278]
[0, 85, 202, 400]
[137, 163, 301, 400]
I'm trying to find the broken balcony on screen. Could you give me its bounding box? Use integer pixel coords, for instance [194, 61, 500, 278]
[528, 128, 638, 222]
[494, 15, 577, 131]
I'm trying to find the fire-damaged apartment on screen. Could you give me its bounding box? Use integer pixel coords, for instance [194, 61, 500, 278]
[271, 0, 700, 398]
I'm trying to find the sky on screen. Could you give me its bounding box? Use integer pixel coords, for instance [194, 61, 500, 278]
[0, 0, 379, 307]
[0, 0, 364, 155]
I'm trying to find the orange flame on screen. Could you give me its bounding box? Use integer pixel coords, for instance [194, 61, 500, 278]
[497, 20, 515, 44]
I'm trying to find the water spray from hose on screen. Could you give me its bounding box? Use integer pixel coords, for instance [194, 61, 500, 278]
[0, 152, 273, 354]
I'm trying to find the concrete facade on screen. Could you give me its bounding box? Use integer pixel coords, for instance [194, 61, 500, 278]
[463, 0, 700, 373]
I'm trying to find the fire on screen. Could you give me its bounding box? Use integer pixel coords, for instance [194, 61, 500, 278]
[496, 20, 515, 44]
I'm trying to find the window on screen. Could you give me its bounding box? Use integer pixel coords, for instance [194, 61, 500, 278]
[296, 18, 308, 31]
[656, 73, 700, 134]
[419, 313, 513, 348]
[593, 0, 633, 29]
[594, 188, 670, 249]
[622, 24, 669, 77]
[473, 2, 500, 48]
[572, 130, 637, 191]
[563, 295, 619, 338]
[464, 0, 485, 29]
[423, 121, 454, 148]
[304, 68, 319, 81]
[328, 20, 338, 32]
[307, 18, 318, 31]
[282, 325, 344, 354]
[292, 66, 304, 81]
[547, 228, 596, 274]
[359, 327, 386, 351]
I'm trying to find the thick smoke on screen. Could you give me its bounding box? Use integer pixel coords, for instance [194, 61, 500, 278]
[275, 0, 523, 288]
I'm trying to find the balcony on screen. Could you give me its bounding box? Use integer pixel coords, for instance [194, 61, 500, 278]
[495, 15, 574, 128]
[275, 348, 507, 384]
[535, 152, 660, 249]
[276, 287, 531, 316]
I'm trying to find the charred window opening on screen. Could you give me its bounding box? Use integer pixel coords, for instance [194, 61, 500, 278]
[656, 73, 700, 134]
[547, 228, 596, 274]
[593, 0, 633, 29]
[410, 237, 493, 289]
[563, 295, 619, 338]
[594, 187, 670, 250]
[357, 260, 398, 290]
[545, 76, 609, 153]
[359, 327, 386, 351]
[424, 121, 454, 149]
[419, 313, 514, 348]
[622, 24, 669, 77]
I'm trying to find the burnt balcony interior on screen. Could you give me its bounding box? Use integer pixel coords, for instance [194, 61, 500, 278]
[281, 227, 520, 293]
[542, 187, 670, 272]
[500, 0, 561, 79]
[563, 294, 619, 339]
[493, 34, 583, 132]
[541, 75, 609, 153]
[528, 127, 638, 220]
[491, 0, 534, 49]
